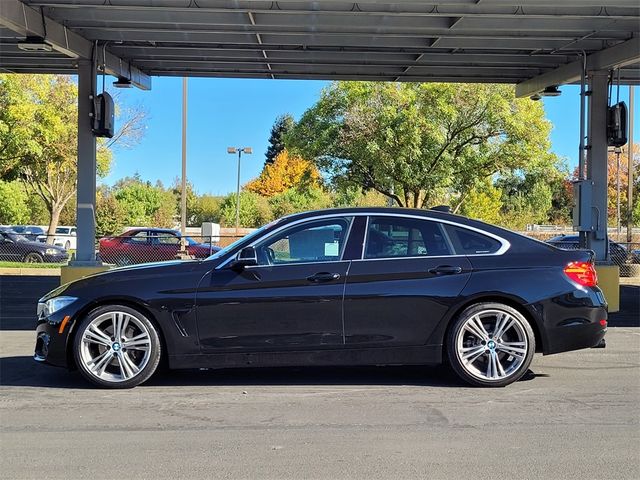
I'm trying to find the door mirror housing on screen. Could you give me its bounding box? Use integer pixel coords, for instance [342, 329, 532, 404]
[230, 246, 258, 271]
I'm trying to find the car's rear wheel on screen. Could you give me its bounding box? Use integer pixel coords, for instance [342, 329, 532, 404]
[23, 252, 44, 263]
[64, 240, 71, 250]
[447, 302, 535, 387]
[73, 305, 161, 388]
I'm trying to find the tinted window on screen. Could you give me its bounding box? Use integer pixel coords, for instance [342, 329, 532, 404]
[155, 233, 180, 245]
[256, 217, 352, 265]
[365, 217, 452, 259]
[125, 231, 150, 244]
[444, 224, 502, 255]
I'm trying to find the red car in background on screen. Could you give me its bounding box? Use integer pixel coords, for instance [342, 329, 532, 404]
[99, 228, 220, 266]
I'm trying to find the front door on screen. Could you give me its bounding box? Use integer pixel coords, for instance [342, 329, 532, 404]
[343, 215, 472, 348]
[196, 216, 354, 352]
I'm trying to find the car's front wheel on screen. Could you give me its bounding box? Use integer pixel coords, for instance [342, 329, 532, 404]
[73, 305, 162, 388]
[23, 252, 44, 263]
[447, 302, 535, 387]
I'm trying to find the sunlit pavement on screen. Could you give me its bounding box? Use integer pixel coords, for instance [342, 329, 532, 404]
[1, 325, 639, 480]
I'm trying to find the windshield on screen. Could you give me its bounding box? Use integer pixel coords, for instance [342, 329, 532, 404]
[206, 223, 273, 260]
[56, 227, 70, 234]
[7, 232, 28, 242]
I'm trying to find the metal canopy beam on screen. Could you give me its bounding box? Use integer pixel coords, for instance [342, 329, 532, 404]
[0, 0, 150, 89]
[515, 37, 640, 97]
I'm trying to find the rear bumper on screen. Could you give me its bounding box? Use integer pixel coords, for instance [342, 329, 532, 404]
[537, 286, 608, 355]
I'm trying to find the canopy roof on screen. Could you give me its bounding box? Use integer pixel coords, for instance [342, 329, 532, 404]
[1, 1, 639, 94]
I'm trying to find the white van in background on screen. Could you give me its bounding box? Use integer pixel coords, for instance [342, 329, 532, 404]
[37, 226, 77, 250]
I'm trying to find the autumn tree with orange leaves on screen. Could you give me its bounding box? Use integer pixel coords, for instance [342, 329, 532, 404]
[245, 149, 321, 197]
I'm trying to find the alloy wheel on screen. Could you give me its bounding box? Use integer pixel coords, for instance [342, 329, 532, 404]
[455, 309, 529, 382]
[79, 311, 152, 383]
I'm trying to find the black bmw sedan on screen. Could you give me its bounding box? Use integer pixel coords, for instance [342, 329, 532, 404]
[34, 208, 607, 388]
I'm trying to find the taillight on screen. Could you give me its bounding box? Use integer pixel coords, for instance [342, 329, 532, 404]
[564, 261, 598, 287]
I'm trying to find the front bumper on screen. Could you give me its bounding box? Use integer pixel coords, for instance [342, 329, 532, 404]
[34, 313, 74, 368]
[42, 253, 69, 263]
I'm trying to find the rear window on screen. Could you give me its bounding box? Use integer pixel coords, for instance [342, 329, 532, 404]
[444, 224, 502, 255]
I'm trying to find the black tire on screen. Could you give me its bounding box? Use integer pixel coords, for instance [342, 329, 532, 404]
[64, 240, 71, 250]
[23, 252, 44, 263]
[73, 304, 162, 389]
[446, 302, 535, 388]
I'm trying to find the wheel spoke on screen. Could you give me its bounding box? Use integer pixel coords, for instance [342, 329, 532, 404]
[494, 352, 506, 377]
[83, 330, 111, 347]
[496, 341, 527, 359]
[493, 315, 515, 342]
[87, 324, 111, 344]
[464, 316, 489, 341]
[117, 352, 138, 379]
[123, 332, 150, 349]
[460, 345, 485, 364]
[89, 350, 113, 376]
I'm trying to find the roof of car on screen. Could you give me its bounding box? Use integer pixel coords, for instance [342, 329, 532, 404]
[123, 228, 178, 235]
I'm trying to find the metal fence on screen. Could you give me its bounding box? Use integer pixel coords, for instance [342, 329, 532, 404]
[1, 228, 639, 277]
[97, 234, 243, 267]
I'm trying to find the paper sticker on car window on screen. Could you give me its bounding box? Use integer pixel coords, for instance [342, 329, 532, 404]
[324, 241, 339, 257]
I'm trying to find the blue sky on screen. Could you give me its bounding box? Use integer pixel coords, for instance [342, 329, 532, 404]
[104, 79, 639, 196]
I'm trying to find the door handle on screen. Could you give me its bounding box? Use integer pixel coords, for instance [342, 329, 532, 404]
[428, 265, 463, 275]
[307, 272, 341, 283]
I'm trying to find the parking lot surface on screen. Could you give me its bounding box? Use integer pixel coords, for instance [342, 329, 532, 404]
[1, 325, 639, 480]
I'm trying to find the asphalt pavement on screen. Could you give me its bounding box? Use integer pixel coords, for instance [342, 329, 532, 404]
[0, 331, 638, 479]
[0, 275, 639, 479]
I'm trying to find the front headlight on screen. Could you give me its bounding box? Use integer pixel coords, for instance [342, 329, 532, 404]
[37, 296, 77, 318]
[45, 248, 58, 255]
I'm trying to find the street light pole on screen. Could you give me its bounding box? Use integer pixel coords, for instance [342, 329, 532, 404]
[227, 146, 252, 234]
[179, 77, 188, 257]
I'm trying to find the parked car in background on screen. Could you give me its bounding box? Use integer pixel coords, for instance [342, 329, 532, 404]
[36, 208, 607, 389]
[0, 227, 68, 263]
[546, 234, 640, 264]
[37, 226, 77, 250]
[99, 228, 221, 266]
[10, 225, 46, 242]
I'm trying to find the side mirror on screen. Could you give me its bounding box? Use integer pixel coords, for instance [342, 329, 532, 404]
[230, 246, 258, 271]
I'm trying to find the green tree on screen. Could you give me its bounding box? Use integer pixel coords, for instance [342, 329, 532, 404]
[265, 114, 295, 166]
[287, 82, 555, 210]
[0, 180, 29, 224]
[219, 191, 272, 228]
[113, 176, 176, 227]
[0, 74, 146, 238]
[95, 188, 127, 237]
[269, 187, 333, 218]
[460, 181, 502, 224]
[191, 194, 223, 226]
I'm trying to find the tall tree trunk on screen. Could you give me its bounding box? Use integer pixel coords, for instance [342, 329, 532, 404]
[47, 205, 62, 244]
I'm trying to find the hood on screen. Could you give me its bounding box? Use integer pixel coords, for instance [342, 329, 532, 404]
[21, 239, 65, 251]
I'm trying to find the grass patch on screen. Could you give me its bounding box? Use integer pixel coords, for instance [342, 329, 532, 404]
[0, 261, 65, 269]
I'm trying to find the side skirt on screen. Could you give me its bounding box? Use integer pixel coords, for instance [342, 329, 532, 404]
[168, 345, 442, 370]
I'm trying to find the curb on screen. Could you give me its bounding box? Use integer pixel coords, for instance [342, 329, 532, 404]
[0, 268, 61, 276]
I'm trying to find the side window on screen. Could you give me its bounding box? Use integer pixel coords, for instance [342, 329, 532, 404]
[125, 231, 150, 244]
[157, 234, 180, 245]
[365, 217, 452, 259]
[256, 217, 352, 265]
[444, 224, 502, 255]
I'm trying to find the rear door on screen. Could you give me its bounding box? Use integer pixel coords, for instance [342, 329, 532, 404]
[343, 215, 472, 348]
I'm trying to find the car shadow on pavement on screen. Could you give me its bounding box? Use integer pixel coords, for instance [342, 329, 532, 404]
[0, 355, 536, 389]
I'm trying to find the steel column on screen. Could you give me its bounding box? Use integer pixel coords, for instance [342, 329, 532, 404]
[586, 71, 609, 262]
[71, 60, 99, 266]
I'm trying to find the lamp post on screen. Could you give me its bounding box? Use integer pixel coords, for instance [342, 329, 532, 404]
[227, 146, 252, 233]
[178, 77, 189, 258]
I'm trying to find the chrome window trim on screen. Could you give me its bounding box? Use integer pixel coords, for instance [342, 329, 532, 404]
[216, 211, 510, 269]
